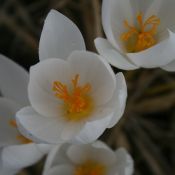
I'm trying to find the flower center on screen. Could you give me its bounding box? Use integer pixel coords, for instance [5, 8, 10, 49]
[74, 160, 106, 175]
[120, 12, 160, 52]
[9, 119, 32, 144]
[53, 74, 94, 121]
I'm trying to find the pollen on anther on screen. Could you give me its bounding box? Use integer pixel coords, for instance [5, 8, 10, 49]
[74, 160, 106, 175]
[120, 12, 160, 52]
[52, 74, 94, 121]
[9, 119, 32, 144]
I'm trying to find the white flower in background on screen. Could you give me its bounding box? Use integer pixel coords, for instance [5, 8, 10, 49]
[95, 0, 175, 71]
[16, 10, 127, 145]
[43, 141, 134, 175]
[0, 55, 52, 174]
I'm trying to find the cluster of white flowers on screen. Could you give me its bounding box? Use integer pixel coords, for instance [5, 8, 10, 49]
[0, 55, 52, 174]
[43, 141, 133, 175]
[0, 0, 174, 174]
[95, 0, 175, 71]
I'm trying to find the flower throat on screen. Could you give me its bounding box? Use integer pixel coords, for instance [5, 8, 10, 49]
[121, 12, 160, 52]
[74, 160, 106, 175]
[53, 74, 94, 121]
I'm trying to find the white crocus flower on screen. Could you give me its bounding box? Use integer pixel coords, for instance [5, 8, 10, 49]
[43, 141, 134, 175]
[0, 55, 52, 174]
[16, 10, 127, 144]
[95, 0, 175, 71]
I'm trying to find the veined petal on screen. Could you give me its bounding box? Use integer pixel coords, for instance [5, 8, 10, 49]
[68, 51, 116, 105]
[16, 106, 66, 144]
[95, 38, 139, 70]
[39, 10, 85, 61]
[0, 54, 29, 105]
[108, 73, 127, 128]
[127, 31, 175, 68]
[0, 97, 21, 147]
[1, 143, 44, 170]
[161, 59, 175, 72]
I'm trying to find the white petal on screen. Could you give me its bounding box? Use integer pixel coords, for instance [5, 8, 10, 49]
[145, 0, 163, 19]
[44, 143, 73, 175]
[87, 104, 114, 122]
[129, 0, 154, 16]
[161, 59, 175, 72]
[92, 140, 111, 150]
[145, 0, 175, 33]
[16, 106, 66, 144]
[0, 168, 19, 175]
[102, 0, 134, 51]
[1, 143, 44, 170]
[29, 58, 71, 118]
[127, 31, 175, 68]
[67, 144, 90, 164]
[0, 97, 21, 146]
[36, 144, 54, 154]
[47, 165, 74, 175]
[103, 0, 154, 50]
[43, 145, 63, 174]
[73, 113, 113, 144]
[39, 10, 85, 61]
[68, 51, 116, 105]
[0, 54, 29, 105]
[0, 149, 20, 175]
[115, 148, 134, 175]
[61, 122, 84, 141]
[108, 73, 127, 128]
[95, 38, 139, 70]
[67, 144, 116, 166]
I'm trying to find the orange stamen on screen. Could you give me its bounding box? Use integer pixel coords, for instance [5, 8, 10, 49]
[16, 135, 33, 144]
[74, 160, 106, 175]
[9, 119, 32, 144]
[53, 74, 93, 121]
[9, 119, 17, 127]
[121, 12, 160, 52]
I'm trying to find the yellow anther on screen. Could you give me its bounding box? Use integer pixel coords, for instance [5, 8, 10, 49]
[121, 12, 160, 52]
[9, 119, 32, 144]
[9, 119, 17, 127]
[16, 135, 33, 144]
[53, 74, 94, 121]
[74, 160, 106, 175]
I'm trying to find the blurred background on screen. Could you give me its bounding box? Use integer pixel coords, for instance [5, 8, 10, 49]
[0, 0, 174, 174]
